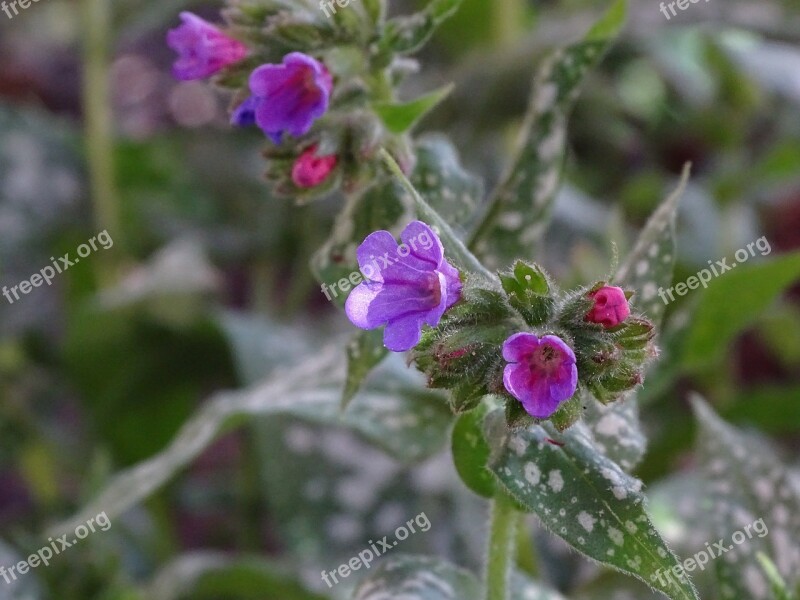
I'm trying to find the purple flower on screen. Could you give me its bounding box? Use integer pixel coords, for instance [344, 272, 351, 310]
[345, 221, 462, 352]
[167, 12, 248, 81]
[502, 333, 578, 419]
[244, 53, 333, 144]
[231, 96, 259, 127]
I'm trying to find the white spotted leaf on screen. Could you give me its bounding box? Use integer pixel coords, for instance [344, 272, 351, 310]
[49, 351, 453, 539]
[692, 397, 800, 600]
[352, 556, 564, 600]
[411, 135, 484, 231]
[583, 392, 647, 473]
[469, 0, 627, 269]
[352, 555, 480, 600]
[484, 410, 700, 600]
[615, 166, 691, 327]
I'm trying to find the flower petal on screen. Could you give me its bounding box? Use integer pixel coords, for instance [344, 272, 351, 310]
[344, 282, 383, 329]
[502, 332, 540, 363]
[548, 363, 578, 403]
[400, 221, 443, 267]
[356, 231, 398, 283]
[383, 313, 426, 352]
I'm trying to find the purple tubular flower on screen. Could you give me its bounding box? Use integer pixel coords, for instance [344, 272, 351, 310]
[345, 221, 462, 352]
[502, 333, 578, 419]
[167, 12, 248, 81]
[248, 53, 333, 144]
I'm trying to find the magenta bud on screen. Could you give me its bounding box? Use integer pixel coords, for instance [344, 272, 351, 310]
[292, 145, 338, 188]
[586, 286, 630, 328]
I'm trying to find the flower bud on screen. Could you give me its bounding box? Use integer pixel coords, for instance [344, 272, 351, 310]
[292, 146, 338, 188]
[585, 285, 631, 328]
[499, 260, 555, 327]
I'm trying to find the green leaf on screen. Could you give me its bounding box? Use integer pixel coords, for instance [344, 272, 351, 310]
[484, 411, 700, 600]
[144, 552, 326, 600]
[49, 350, 452, 538]
[451, 404, 495, 498]
[343, 329, 389, 408]
[692, 397, 800, 599]
[583, 393, 647, 472]
[379, 0, 465, 56]
[469, 0, 628, 269]
[411, 135, 484, 230]
[380, 149, 494, 280]
[374, 84, 454, 134]
[615, 164, 691, 328]
[681, 251, 800, 369]
[352, 555, 480, 600]
[756, 553, 796, 600]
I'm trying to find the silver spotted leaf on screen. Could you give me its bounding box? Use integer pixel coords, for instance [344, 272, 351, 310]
[469, 0, 627, 269]
[485, 411, 700, 600]
[692, 397, 800, 600]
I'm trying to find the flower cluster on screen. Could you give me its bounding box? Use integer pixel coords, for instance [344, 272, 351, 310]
[167, 13, 339, 193]
[166, 1, 447, 200]
[344, 223, 654, 427]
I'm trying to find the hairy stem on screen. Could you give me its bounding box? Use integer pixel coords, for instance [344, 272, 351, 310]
[484, 493, 519, 600]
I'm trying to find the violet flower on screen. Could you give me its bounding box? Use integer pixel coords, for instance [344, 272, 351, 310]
[586, 285, 630, 328]
[244, 53, 333, 144]
[167, 12, 248, 81]
[502, 333, 578, 419]
[345, 221, 462, 352]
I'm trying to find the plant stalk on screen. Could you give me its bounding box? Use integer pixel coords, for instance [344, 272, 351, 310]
[82, 0, 120, 282]
[484, 492, 519, 600]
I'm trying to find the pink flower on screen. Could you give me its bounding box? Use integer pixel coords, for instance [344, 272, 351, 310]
[586, 286, 630, 328]
[502, 333, 578, 419]
[167, 12, 247, 81]
[292, 146, 338, 188]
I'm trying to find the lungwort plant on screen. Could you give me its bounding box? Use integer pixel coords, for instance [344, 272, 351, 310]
[47, 1, 800, 599]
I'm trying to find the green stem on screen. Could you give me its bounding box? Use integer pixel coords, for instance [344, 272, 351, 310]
[515, 513, 540, 578]
[82, 0, 120, 281]
[492, 0, 526, 47]
[484, 493, 519, 600]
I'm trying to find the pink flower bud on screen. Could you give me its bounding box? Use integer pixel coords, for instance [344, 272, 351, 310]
[586, 286, 630, 328]
[291, 146, 338, 188]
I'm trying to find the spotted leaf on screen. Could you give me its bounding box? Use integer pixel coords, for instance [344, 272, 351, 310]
[692, 397, 800, 600]
[469, 0, 627, 269]
[485, 411, 700, 600]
